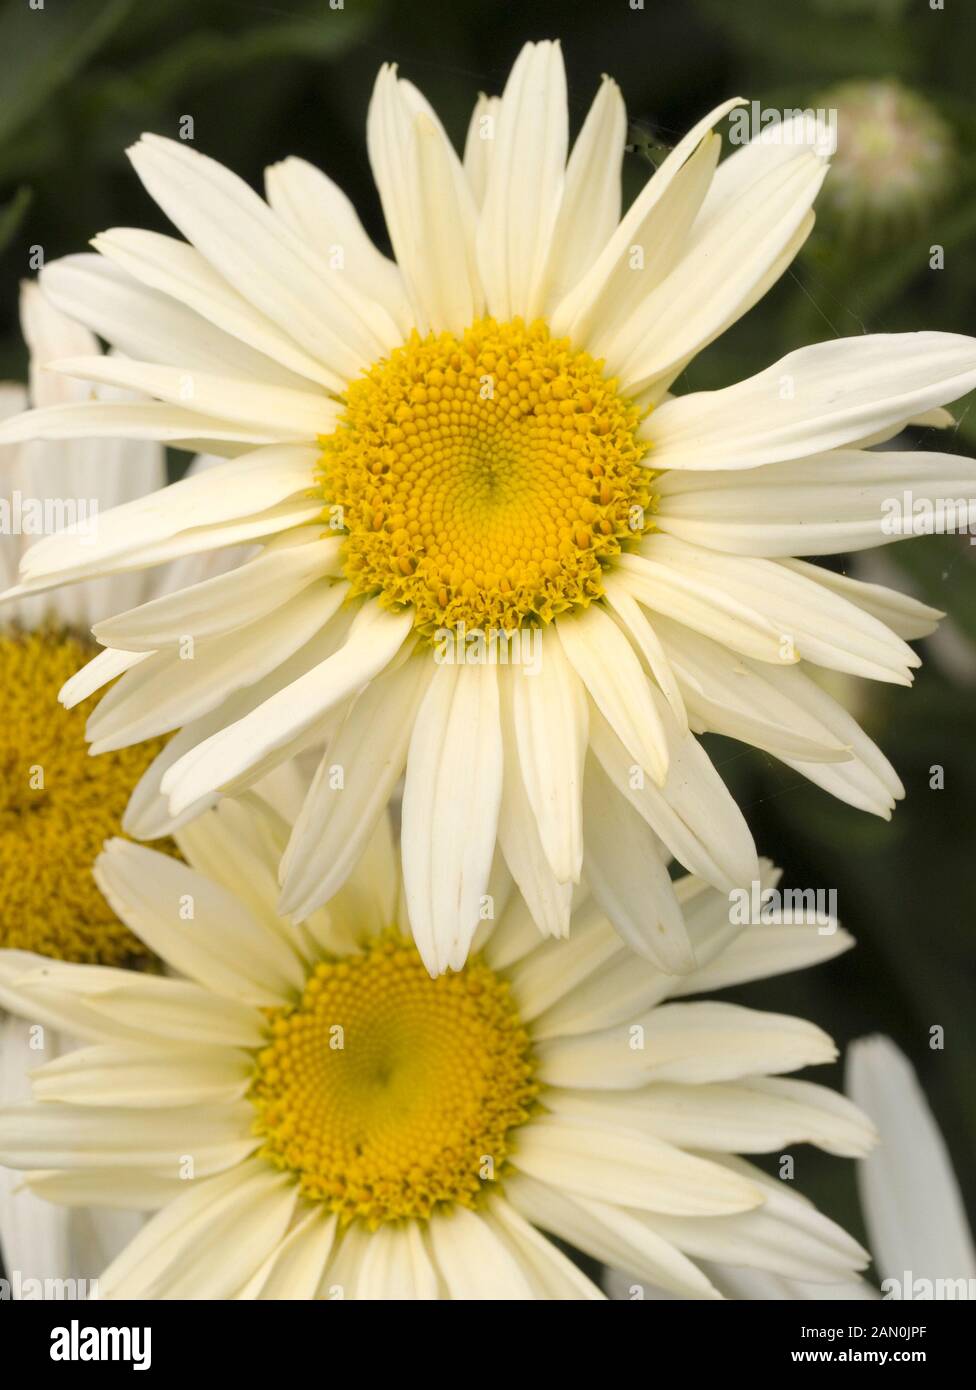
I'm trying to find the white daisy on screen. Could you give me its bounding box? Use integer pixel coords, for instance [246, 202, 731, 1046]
[0, 795, 873, 1300]
[0, 282, 245, 1293]
[2, 41, 975, 973]
[847, 1035, 975, 1299]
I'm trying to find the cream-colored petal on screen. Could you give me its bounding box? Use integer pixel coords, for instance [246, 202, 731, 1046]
[476, 40, 568, 320]
[512, 628, 588, 883]
[557, 604, 668, 784]
[30, 1042, 252, 1108]
[848, 1035, 976, 1285]
[513, 1114, 763, 1216]
[401, 660, 503, 974]
[581, 756, 694, 972]
[278, 651, 430, 922]
[93, 838, 304, 1005]
[645, 333, 976, 472]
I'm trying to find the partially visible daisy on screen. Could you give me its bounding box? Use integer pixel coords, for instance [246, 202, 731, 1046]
[2, 41, 975, 973]
[819, 80, 953, 237]
[0, 283, 244, 1292]
[847, 1035, 975, 1299]
[0, 796, 872, 1300]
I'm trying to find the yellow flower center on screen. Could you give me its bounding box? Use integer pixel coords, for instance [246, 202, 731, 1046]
[318, 316, 651, 635]
[0, 629, 161, 966]
[250, 934, 539, 1226]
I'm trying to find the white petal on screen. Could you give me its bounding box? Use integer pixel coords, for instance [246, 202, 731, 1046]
[23, 1168, 182, 1212]
[635, 537, 919, 684]
[353, 1220, 439, 1300]
[462, 93, 500, 206]
[504, 899, 618, 1022]
[557, 604, 668, 783]
[0, 398, 285, 451]
[161, 602, 413, 816]
[847, 1035, 976, 1285]
[87, 582, 348, 751]
[17, 443, 316, 587]
[93, 228, 342, 388]
[41, 253, 317, 389]
[656, 617, 850, 761]
[19, 278, 98, 406]
[278, 651, 431, 921]
[99, 1160, 297, 1299]
[366, 66, 479, 334]
[588, 702, 759, 892]
[93, 838, 304, 1005]
[30, 1042, 252, 1108]
[426, 1204, 535, 1299]
[655, 449, 976, 557]
[408, 111, 483, 332]
[60, 647, 147, 709]
[603, 1000, 837, 1083]
[646, 333, 976, 471]
[482, 1198, 604, 1299]
[512, 629, 588, 883]
[476, 40, 568, 320]
[0, 1101, 256, 1176]
[50, 354, 338, 439]
[783, 558, 942, 641]
[550, 1075, 875, 1157]
[495, 670, 574, 940]
[602, 572, 687, 726]
[543, 76, 626, 310]
[552, 97, 744, 341]
[611, 151, 826, 394]
[581, 756, 694, 972]
[127, 134, 399, 377]
[513, 1113, 763, 1216]
[0, 1016, 75, 1285]
[643, 1197, 868, 1284]
[401, 661, 503, 974]
[615, 550, 789, 664]
[237, 1206, 337, 1300]
[92, 530, 341, 650]
[505, 1171, 720, 1299]
[264, 156, 410, 331]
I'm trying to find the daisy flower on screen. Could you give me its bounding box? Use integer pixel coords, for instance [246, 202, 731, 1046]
[0, 794, 872, 1300]
[0, 283, 243, 1292]
[2, 41, 975, 974]
[818, 80, 953, 238]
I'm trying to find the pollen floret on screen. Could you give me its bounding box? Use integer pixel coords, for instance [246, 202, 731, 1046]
[0, 630, 162, 965]
[319, 317, 652, 636]
[250, 933, 539, 1226]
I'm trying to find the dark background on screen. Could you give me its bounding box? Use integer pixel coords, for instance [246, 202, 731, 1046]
[1, 0, 974, 1278]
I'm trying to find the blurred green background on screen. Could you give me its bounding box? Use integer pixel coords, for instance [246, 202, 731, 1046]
[1, 0, 974, 1282]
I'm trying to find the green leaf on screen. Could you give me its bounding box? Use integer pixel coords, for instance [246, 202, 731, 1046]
[0, 0, 137, 146]
[105, 4, 379, 106]
[0, 183, 31, 254]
